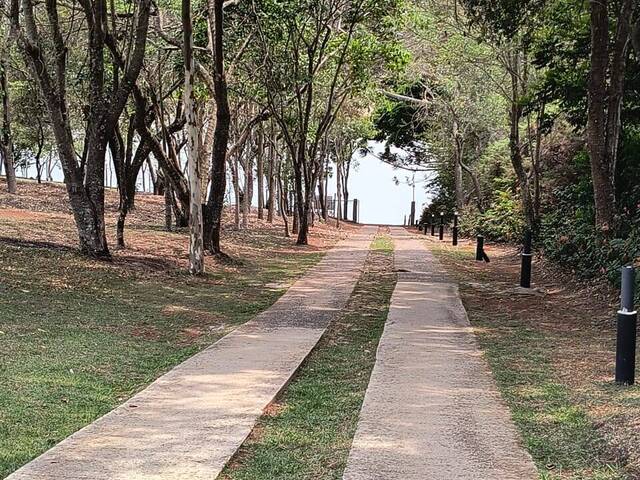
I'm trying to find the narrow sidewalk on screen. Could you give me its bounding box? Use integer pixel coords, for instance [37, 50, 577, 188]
[342, 227, 538, 480]
[7, 225, 377, 480]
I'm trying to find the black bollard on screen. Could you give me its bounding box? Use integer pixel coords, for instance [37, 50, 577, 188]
[431, 215, 435, 236]
[452, 212, 459, 246]
[616, 266, 637, 385]
[520, 230, 533, 288]
[439, 212, 444, 241]
[476, 235, 484, 261]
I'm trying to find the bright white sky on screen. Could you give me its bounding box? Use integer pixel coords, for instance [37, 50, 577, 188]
[21, 141, 434, 226]
[327, 141, 434, 225]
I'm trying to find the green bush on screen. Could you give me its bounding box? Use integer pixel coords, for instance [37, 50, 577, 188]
[540, 183, 640, 287]
[459, 190, 526, 243]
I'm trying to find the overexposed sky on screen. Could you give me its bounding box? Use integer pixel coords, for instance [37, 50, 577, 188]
[327, 141, 434, 225]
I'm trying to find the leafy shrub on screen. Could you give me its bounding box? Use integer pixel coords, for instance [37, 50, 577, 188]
[540, 183, 640, 288]
[459, 189, 526, 243]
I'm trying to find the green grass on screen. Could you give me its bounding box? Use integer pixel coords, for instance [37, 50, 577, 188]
[221, 234, 396, 480]
[471, 313, 623, 480]
[431, 246, 627, 480]
[0, 241, 322, 478]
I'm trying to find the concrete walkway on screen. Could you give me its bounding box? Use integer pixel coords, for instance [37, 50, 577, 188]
[8, 225, 377, 480]
[342, 227, 538, 480]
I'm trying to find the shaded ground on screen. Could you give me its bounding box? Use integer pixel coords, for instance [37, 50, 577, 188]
[221, 232, 396, 480]
[0, 180, 354, 478]
[425, 233, 640, 480]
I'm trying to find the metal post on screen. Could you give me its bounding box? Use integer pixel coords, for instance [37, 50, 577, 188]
[439, 212, 444, 240]
[520, 229, 533, 288]
[431, 215, 435, 236]
[353, 199, 359, 223]
[452, 212, 459, 246]
[475, 236, 484, 261]
[616, 266, 637, 385]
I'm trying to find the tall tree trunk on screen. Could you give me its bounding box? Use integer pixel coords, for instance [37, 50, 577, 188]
[183, 0, 205, 274]
[336, 162, 342, 227]
[508, 51, 536, 230]
[164, 182, 173, 231]
[0, 47, 17, 194]
[586, 0, 634, 231]
[257, 127, 264, 219]
[204, 0, 231, 255]
[233, 155, 241, 229]
[277, 162, 289, 237]
[453, 120, 464, 210]
[267, 137, 276, 223]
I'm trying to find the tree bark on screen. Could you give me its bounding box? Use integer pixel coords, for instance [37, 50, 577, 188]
[11, 0, 152, 257]
[507, 51, 536, 230]
[0, 45, 17, 194]
[256, 126, 264, 219]
[183, 0, 205, 274]
[586, 0, 634, 231]
[204, 0, 231, 255]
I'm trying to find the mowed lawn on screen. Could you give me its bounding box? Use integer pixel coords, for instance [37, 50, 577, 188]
[427, 236, 640, 480]
[0, 181, 343, 478]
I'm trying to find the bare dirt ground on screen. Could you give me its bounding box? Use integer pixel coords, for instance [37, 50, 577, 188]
[424, 232, 640, 479]
[0, 179, 355, 275]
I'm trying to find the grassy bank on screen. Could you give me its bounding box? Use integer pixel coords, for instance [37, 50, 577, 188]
[427, 236, 639, 480]
[0, 181, 346, 478]
[221, 233, 396, 480]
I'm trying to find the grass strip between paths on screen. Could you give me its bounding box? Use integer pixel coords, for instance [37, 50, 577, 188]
[220, 233, 396, 480]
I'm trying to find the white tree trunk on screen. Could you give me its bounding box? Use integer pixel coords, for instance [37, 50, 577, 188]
[183, 0, 205, 274]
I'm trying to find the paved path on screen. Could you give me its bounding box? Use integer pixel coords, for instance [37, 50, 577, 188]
[342, 227, 538, 480]
[8, 225, 377, 480]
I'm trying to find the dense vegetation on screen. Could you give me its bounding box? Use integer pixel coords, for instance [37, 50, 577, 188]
[378, 0, 640, 286]
[0, 0, 639, 284]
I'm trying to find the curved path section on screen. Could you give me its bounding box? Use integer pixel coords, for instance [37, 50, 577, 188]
[342, 227, 538, 480]
[8, 225, 377, 480]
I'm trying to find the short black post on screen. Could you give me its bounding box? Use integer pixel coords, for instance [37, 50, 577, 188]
[439, 212, 444, 240]
[452, 212, 459, 246]
[520, 229, 533, 288]
[616, 266, 637, 385]
[475, 235, 484, 261]
[431, 215, 435, 236]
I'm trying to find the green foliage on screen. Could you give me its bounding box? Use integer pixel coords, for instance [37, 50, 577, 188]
[460, 190, 526, 242]
[540, 183, 640, 285]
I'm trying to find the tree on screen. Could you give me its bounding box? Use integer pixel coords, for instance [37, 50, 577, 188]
[252, 0, 401, 244]
[0, 9, 16, 194]
[204, 0, 231, 255]
[183, 0, 205, 274]
[586, 0, 637, 230]
[10, 0, 152, 257]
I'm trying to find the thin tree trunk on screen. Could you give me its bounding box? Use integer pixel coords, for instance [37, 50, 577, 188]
[267, 137, 276, 223]
[0, 47, 17, 194]
[242, 149, 250, 229]
[202, 0, 232, 255]
[183, 0, 205, 274]
[277, 162, 289, 237]
[336, 162, 342, 228]
[164, 180, 173, 231]
[256, 127, 264, 219]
